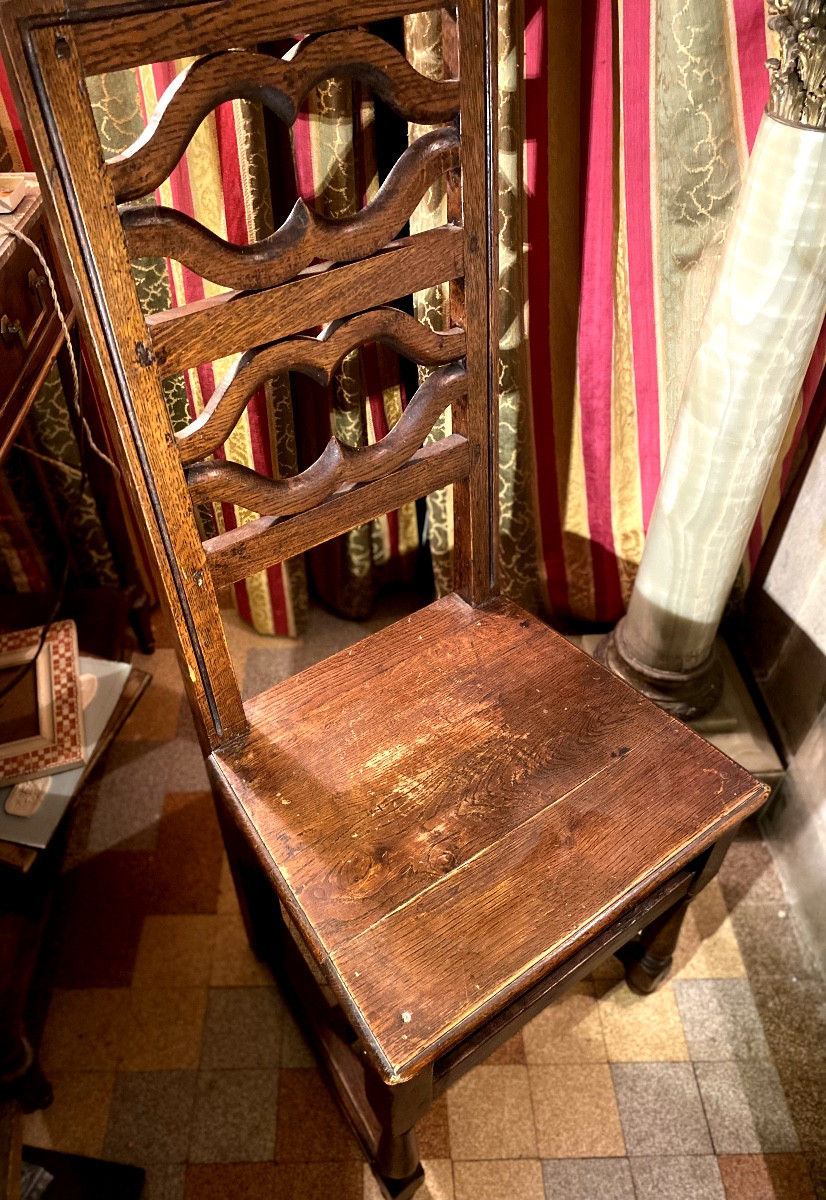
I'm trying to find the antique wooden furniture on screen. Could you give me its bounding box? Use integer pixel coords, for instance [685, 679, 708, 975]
[0, 178, 71, 459]
[0, 177, 158, 655]
[0, 0, 768, 1194]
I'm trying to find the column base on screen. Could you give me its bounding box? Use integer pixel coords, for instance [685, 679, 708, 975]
[595, 617, 723, 720]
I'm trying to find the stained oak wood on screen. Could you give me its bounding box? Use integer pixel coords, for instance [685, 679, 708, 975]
[71, 0, 439, 75]
[452, 0, 497, 602]
[108, 32, 460, 202]
[187, 362, 466, 516]
[148, 226, 465, 376]
[124, 126, 460, 290]
[0, 20, 246, 747]
[177, 307, 466, 465]
[204, 435, 469, 588]
[211, 593, 766, 1079]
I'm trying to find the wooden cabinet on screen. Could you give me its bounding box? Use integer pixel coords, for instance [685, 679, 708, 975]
[0, 182, 71, 459]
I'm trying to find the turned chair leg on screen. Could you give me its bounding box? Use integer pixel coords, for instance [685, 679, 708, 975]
[624, 826, 739, 995]
[624, 897, 691, 994]
[365, 1068, 431, 1199]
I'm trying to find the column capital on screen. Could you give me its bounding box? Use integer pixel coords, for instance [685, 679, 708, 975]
[767, 1, 826, 128]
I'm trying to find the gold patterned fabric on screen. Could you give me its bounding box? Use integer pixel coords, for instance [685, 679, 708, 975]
[404, 5, 546, 611]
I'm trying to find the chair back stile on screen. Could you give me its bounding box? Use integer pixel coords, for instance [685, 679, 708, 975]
[0, 0, 499, 751]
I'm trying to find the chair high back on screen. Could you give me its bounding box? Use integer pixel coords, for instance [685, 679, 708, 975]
[0, 0, 498, 749]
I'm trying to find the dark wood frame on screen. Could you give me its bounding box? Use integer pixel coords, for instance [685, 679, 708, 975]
[0, 2, 768, 1195]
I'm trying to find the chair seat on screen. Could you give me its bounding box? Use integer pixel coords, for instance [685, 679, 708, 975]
[210, 593, 762, 1080]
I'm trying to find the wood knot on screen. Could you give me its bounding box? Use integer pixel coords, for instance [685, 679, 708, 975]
[427, 844, 457, 874]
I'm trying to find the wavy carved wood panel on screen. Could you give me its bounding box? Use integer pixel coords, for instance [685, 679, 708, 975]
[108, 31, 460, 203]
[186, 361, 468, 517]
[177, 307, 467, 465]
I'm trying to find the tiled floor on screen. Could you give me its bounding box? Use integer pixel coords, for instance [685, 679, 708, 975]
[23, 600, 826, 1200]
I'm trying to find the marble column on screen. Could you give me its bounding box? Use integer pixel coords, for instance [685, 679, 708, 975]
[598, 5, 826, 717]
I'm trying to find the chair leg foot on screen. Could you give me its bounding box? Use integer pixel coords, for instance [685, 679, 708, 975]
[625, 949, 673, 995]
[622, 895, 691, 995]
[369, 1161, 425, 1200]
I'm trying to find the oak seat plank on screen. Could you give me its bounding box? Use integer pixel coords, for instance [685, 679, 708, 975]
[211, 593, 763, 1080]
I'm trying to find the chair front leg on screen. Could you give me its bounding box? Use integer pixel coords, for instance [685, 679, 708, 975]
[364, 1065, 432, 1199]
[624, 823, 740, 994]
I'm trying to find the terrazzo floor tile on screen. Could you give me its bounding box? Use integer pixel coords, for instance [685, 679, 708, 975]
[447, 1065, 537, 1160]
[596, 981, 688, 1062]
[183, 1162, 276, 1199]
[150, 791, 224, 915]
[673, 978, 771, 1061]
[452, 1158, 545, 1200]
[718, 827, 785, 909]
[103, 1070, 197, 1164]
[118, 987, 208, 1071]
[199, 986, 284, 1070]
[416, 1094, 451, 1159]
[22, 1070, 116, 1158]
[85, 740, 207, 853]
[729, 902, 817, 980]
[764, 1073, 826, 1157]
[540, 1157, 635, 1200]
[485, 1030, 527, 1064]
[529, 1064, 624, 1159]
[279, 1008, 315, 1068]
[216, 855, 240, 914]
[674, 881, 746, 980]
[694, 1060, 800, 1154]
[210, 912, 275, 987]
[275, 1069, 363, 1162]
[750, 976, 826, 1077]
[141, 1164, 186, 1200]
[522, 982, 606, 1064]
[611, 1062, 712, 1156]
[52, 851, 154, 988]
[132, 914, 218, 988]
[587, 953, 626, 982]
[364, 1160, 454, 1200]
[188, 1068, 279, 1164]
[717, 1153, 818, 1199]
[38, 987, 125, 1071]
[275, 1162, 364, 1200]
[118, 650, 188, 742]
[629, 1155, 725, 1200]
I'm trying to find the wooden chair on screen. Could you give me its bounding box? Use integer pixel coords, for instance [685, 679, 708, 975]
[0, 1, 768, 1194]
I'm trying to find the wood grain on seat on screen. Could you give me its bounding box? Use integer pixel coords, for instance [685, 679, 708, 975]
[211, 594, 764, 1080]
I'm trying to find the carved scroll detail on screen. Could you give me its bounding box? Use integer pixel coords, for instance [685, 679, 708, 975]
[177, 307, 467, 465]
[108, 31, 461, 203]
[122, 127, 460, 290]
[186, 361, 467, 518]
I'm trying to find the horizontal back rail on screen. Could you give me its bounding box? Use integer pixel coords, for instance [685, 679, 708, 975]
[205, 434, 470, 589]
[147, 226, 464, 376]
[66, 0, 436, 75]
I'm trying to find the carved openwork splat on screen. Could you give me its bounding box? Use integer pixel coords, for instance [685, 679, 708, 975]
[186, 361, 467, 516]
[107, 31, 460, 202]
[177, 307, 467, 465]
[112, 30, 461, 291]
[122, 126, 460, 290]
